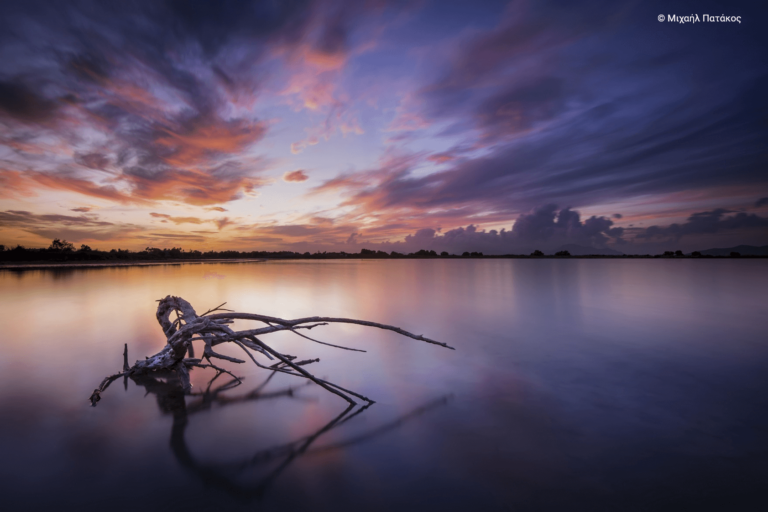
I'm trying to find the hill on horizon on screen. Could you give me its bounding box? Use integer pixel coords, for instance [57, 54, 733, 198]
[699, 245, 768, 256]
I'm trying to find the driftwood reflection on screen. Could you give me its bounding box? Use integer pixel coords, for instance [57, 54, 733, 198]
[127, 369, 451, 502]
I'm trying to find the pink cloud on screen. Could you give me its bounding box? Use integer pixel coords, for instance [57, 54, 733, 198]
[284, 170, 309, 182]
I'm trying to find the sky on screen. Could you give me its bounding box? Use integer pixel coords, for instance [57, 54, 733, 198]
[0, 0, 766, 254]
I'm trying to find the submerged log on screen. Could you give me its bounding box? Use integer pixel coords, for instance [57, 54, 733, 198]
[90, 295, 453, 406]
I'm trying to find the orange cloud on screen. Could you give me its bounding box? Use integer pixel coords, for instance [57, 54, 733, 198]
[124, 166, 269, 206]
[0, 169, 36, 198]
[149, 213, 205, 225]
[284, 170, 309, 182]
[427, 152, 456, 164]
[155, 118, 267, 168]
[28, 171, 141, 204]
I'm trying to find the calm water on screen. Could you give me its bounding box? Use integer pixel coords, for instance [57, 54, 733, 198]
[0, 260, 766, 511]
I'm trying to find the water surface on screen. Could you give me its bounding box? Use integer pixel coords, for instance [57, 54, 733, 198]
[1, 260, 766, 511]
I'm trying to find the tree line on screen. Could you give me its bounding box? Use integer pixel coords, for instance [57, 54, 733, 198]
[0, 239, 750, 263]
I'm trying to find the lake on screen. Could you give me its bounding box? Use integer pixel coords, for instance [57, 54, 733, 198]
[1, 259, 766, 511]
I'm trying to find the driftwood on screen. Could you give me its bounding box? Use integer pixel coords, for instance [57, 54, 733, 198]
[90, 295, 454, 406]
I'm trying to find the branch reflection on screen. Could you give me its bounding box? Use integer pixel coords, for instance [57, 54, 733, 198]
[127, 370, 451, 502]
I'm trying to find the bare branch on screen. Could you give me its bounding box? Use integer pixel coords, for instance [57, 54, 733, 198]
[92, 295, 452, 406]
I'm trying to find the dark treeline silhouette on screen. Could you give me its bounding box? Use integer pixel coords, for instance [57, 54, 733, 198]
[0, 239, 762, 264]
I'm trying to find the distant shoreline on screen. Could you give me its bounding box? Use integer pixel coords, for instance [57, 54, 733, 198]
[1, 254, 765, 271]
[0, 259, 267, 270]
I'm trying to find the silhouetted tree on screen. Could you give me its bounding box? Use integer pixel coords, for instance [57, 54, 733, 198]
[78, 244, 92, 252]
[531, 250, 544, 257]
[675, 250, 683, 256]
[692, 251, 702, 257]
[462, 251, 470, 257]
[0, 244, 4, 252]
[555, 250, 571, 257]
[663, 251, 674, 257]
[440, 251, 449, 257]
[730, 251, 741, 257]
[49, 238, 74, 251]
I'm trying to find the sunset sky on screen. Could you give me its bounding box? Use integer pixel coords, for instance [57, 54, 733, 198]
[1, 0, 766, 254]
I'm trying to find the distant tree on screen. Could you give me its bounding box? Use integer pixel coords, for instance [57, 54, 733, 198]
[440, 251, 449, 257]
[78, 244, 92, 252]
[49, 238, 74, 251]
[531, 250, 544, 257]
[691, 251, 702, 257]
[730, 251, 741, 257]
[0, 244, 4, 252]
[675, 250, 683, 256]
[555, 250, 571, 257]
[663, 251, 674, 257]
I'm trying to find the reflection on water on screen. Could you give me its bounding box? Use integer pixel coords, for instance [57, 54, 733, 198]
[131, 368, 448, 503]
[0, 260, 767, 511]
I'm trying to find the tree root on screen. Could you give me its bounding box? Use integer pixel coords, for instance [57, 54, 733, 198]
[90, 295, 453, 406]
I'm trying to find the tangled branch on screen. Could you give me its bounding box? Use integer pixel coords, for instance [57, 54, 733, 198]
[90, 295, 453, 406]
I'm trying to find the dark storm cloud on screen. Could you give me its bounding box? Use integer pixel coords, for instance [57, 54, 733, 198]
[636, 209, 768, 241]
[162, 0, 312, 56]
[331, 203, 626, 255]
[0, 80, 58, 123]
[326, 204, 768, 255]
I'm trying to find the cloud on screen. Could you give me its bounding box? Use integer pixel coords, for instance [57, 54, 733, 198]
[289, 106, 364, 154]
[315, 66, 768, 226]
[755, 198, 768, 208]
[0, 0, 318, 206]
[0, 169, 36, 198]
[473, 76, 566, 138]
[284, 170, 309, 182]
[0, 80, 59, 124]
[149, 212, 236, 230]
[74, 152, 110, 170]
[262, 224, 323, 237]
[233, 236, 286, 244]
[143, 233, 206, 242]
[280, 205, 767, 255]
[0, 210, 141, 243]
[28, 171, 141, 204]
[205, 206, 228, 212]
[149, 213, 205, 225]
[69, 207, 93, 213]
[636, 209, 768, 241]
[214, 217, 233, 230]
[122, 161, 269, 206]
